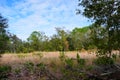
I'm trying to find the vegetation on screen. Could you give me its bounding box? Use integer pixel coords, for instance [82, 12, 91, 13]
[0, 14, 9, 54]
[0, 25, 92, 53]
[0, 65, 11, 79]
[0, 0, 120, 79]
[78, 0, 120, 58]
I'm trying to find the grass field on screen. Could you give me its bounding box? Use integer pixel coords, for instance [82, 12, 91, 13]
[0, 51, 96, 65]
[0, 51, 120, 80]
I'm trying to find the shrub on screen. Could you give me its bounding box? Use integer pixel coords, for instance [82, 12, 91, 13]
[76, 53, 86, 67]
[0, 65, 11, 79]
[24, 61, 34, 73]
[36, 63, 47, 77]
[36, 63, 45, 70]
[59, 51, 66, 61]
[94, 56, 114, 65]
[112, 54, 117, 60]
[13, 68, 21, 75]
[65, 58, 74, 69]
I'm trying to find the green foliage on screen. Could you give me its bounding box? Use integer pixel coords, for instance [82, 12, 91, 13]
[70, 26, 91, 50]
[50, 35, 62, 51]
[72, 27, 89, 35]
[0, 25, 100, 53]
[36, 63, 46, 70]
[112, 54, 117, 61]
[94, 56, 114, 65]
[62, 69, 86, 80]
[76, 53, 86, 67]
[89, 24, 108, 49]
[59, 51, 66, 61]
[0, 14, 9, 54]
[65, 58, 74, 68]
[76, 53, 80, 59]
[0, 65, 11, 79]
[8, 34, 23, 53]
[22, 42, 33, 53]
[27, 31, 47, 51]
[24, 61, 34, 73]
[55, 27, 69, 51]
[86, 65, 93, 71]
[13, 68, 21, 75]
[60, 53, 87, 80]
[79, 0, 120, 57]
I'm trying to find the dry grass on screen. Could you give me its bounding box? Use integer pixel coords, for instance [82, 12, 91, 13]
[0, 51, 96, 66]
[0, 51, 120, 80]
[1, 51, 119, 66]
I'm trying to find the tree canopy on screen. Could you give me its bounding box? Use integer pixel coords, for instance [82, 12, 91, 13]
[0, 14, 9, 53]
[79, 0, 120, 56]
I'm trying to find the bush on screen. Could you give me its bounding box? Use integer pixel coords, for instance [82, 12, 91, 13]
[24, 61, 34, 73]
[59, 51, 66, 61]
[76, 53, 86, 67]
[0, 65, 11, 79]
[36, 63, 45, 70]
[94, 56, 114, 65]
[65, 58, 74, 69]
[13, 68, 21, 75]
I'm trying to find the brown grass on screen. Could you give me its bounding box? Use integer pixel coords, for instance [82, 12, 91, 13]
[1, 50, 119, 66]
[0, 51, 120, 80]
[0, 51, 96, 66]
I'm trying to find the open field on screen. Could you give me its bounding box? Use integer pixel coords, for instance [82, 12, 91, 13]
[0, 51, 120, 80]
[0, 51, 96, 65]
[1, 51, 120, 65]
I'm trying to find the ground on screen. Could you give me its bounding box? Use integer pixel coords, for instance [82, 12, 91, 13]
[0, 51, 120, 80]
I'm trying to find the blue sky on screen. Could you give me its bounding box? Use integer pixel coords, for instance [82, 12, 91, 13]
[0, 0, 91, 40]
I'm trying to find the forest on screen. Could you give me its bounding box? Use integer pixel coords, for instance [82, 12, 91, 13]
[0, 0, 120, 80]
[0, 20, 95, 53]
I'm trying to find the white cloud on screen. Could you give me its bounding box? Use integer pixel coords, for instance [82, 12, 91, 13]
[0, 0, 91, 40]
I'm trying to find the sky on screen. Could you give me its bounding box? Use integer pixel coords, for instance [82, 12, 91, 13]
[0, 0, 91, 40]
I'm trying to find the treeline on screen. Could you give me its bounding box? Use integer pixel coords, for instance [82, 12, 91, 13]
[0, 13, 95, 53]
[3, 26, 94, 53]
[25, 26, 92, 52]
[0, 13, 120, 54]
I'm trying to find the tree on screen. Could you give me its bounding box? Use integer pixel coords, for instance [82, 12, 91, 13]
[8, 34, 23, 53]
[0, 14, 9, 53]
[70, 26, 91, 50]
[27, 31, 46, 51]
[40, 34, 50, 51]
[89, 24, 108, 52]
[50, 34, 62, 51]
[78, 0, 120, 57]
[55, 27, 69, 51]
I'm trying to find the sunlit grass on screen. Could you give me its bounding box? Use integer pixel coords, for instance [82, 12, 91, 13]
[0, 51, 119, 66]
